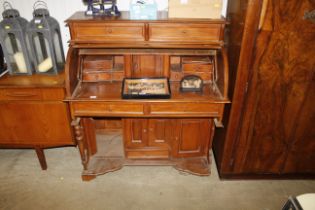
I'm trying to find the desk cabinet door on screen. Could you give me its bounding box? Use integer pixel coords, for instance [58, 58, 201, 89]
[0, 102, 73, 145]
[148, 119, 175, 149]
[124, 118, 174, 150]
[173, 119, 213, 158]
[123, 119, 148, 149]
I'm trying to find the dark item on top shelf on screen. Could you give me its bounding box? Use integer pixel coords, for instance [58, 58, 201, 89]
[82, 0, 120, 16]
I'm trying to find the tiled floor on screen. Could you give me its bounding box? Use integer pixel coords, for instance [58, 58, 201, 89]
[0, 147, 314, 210]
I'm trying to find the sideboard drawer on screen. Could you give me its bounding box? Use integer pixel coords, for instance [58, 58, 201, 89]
[0, 88, 42, 100]
[149, 23, 222, 43]
[0, 88, 65, 101]
[41, 88, 65, 100]
[72, 102, 144, 116]
[71, 23, 145, 42]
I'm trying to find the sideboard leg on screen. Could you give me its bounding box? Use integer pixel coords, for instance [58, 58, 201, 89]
[35, 147, 47, 170]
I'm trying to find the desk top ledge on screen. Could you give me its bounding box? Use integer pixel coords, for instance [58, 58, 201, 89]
[66, 11, 227, 24]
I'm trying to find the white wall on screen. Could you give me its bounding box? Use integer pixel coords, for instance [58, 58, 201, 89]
[0, 0, 227, 53]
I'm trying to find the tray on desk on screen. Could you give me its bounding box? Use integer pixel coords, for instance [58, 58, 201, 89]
[122, 78, 171, 99]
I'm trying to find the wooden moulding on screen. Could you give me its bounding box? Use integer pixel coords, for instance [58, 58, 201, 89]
[82, 156, 212, 181]
[78, 118, 213, 181]
[64, 47, 80, 98]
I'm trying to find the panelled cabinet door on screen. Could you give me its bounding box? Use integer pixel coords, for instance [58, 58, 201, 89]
[123, 119, 148, 149]
[124, 118, 175, 150]
[148, 119, 175, 149]
[173, 119, 213, 158]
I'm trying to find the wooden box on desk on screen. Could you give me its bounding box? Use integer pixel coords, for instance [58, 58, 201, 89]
[168, 0, 223, 19]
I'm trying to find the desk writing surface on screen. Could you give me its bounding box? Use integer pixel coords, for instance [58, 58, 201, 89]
[71, 81, 226, 103]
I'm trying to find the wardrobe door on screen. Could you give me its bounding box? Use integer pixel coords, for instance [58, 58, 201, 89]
[231, 0, 315, 174]
[282, 80, 315, 173]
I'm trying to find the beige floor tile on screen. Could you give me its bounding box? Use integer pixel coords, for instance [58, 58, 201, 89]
[0, 148, 314, 210]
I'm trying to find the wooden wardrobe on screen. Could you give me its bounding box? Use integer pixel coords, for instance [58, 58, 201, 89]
[213, 0, 315, 178]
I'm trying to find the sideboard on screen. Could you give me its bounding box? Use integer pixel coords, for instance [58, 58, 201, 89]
[65, 12, 229, 181]
[0, 72, 74, 169]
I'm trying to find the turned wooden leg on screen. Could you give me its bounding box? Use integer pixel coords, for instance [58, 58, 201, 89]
[72, 118, 88, 170]
[35, 147, 47, 170]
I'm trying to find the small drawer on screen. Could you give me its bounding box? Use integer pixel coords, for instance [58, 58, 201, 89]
[0, 88, 42, 100]
[182, 56, 213, 73]
[149, 103, 220, 117]
[72, 23, 145, 42]
[182, 63, 213, 73]
[83, 56, 114, 70]
[82, 72, 124, 82]
[183, 72, 213, 81]
[170, 71, 213, 82]
[72, 102, 144, 116]
[149, 23, 222, 43]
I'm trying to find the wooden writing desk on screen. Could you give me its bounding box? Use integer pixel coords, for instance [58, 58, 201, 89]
[65, 11, 229, 181]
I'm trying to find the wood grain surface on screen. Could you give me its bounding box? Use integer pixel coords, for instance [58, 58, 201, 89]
[215, 0, 315, 177]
